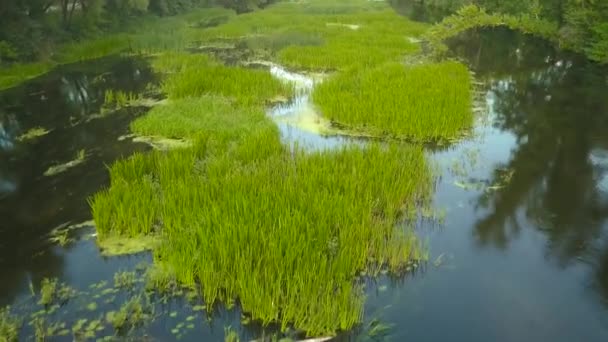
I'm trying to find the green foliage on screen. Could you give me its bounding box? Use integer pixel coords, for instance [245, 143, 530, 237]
[224, 326, 240, 342]
[0, 62, 55, 90]
[313, 61, 473, 141]
[38, 278, 76, 306]
[131, 96, 271, 139]
[104, 89, 139, 109]
[158, 53, 293, 104]
[202, 1, 428, 70]
[114, 271, 138, 289]
[105, 296, 152, 332]
[144, 264, 179, 295]
[56, 35, 133, 64]
[425, 5, 559, 58]
[0, 41, 18, 61]
[0, 306, 21, 342]
[587, 23, 608, 63]
[92, 127, 431, 334]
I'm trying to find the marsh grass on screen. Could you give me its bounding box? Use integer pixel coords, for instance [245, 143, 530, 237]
[91, 128, 431, 334]
[313, 61, 473, 141]
[130, 96, 272, 140]
[56, 35, 132, 64]
[105, 295, 153, 332]
[38, 278, 76, 307]
[114, 271, 138, 290]
[157, 53, 294, 105]
[0, 62, 55, 90]
[103, 89, 140, 109]
[201, 1, 428, 70]
[129, 8, 236, 54]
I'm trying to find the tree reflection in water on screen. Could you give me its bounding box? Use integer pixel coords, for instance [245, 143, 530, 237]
[453, 28, 608, 305]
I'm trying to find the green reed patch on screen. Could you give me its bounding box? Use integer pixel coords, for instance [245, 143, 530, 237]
[131, 96, 271, 140]
[91, 127, 431, 335]
[159, 53, 293, 104]
[313, 61, 473, 141]
[201, 0, 427, 70]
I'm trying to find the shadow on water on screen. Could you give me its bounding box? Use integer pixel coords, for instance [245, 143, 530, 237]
[452, 28, 608, 304]
[0, 56, 155, 306]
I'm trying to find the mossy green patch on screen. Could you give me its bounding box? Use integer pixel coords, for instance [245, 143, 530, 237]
[313, 61, 473, 141]
[95, 234, 162, 256]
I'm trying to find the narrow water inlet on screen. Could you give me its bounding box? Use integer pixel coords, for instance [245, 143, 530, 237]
[266, 64, 354, 149]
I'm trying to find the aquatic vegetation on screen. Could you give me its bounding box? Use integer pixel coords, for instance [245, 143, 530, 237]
[0, 306, 21, 342]
[106, 296, 153, 332]
[159, 53, 293, 105]
[144, 264, 179, 297]
[313, 61, 473, 141]
[114, 271, 138, 290]
[0, 62, 55, 91]
[72, 318, 104, 339]
[129, 7, 236, 54]
[91, 127, 431, 335]
[103, 89, 140, 110]
[131, 96, 271, 140]
[16, 127, 51, 142]
[38, 278, 76, 307]
[43, 149, 88, 177]
[56, 35, 133, 64]
[202, 1, 427, 70]
[225, 327, 240, 342]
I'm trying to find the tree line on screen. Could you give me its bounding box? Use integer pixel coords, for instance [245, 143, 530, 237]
[395, 0, 608, 63]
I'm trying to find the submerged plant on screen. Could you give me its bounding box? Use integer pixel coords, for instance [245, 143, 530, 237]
[114, 271, 137, 290]
[106, 296, 153, 333]
[38, 278, 76, 307]
[224, 326, 240, 342]
[0, 306, 21, 342]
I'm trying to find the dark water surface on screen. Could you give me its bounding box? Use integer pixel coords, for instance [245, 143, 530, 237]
[2, 28, 608, 341]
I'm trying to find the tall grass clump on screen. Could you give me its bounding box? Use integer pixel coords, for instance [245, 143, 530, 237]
[159, 53, 293, 105]
[313, 61, 473, 141]
[91, 128, 431, 335]
[130, 96, 271, 140]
